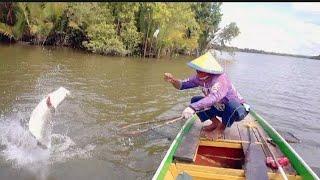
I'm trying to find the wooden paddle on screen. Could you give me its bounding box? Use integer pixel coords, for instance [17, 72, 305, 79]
[244, 123, 269, 180]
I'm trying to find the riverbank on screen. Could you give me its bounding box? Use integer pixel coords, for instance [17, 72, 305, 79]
[2, 42, 319, 63]
[1, 2, 237, 59]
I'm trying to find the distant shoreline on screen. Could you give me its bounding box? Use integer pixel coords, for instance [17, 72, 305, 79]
[1, 42, 319, 61]
[213, 45, 320, 60]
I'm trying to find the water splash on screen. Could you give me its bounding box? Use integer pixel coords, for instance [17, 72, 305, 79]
[0, 117, 50, 167]
[50, 133, 96, 162]
[0, 113, 95, 180]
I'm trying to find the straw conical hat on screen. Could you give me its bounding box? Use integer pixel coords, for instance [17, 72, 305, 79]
[187, 52, 223, 74]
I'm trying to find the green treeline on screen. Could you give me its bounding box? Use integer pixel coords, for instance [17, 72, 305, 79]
[0, 2, 239, 58]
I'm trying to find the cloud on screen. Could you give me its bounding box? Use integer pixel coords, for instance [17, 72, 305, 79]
[292, 3, 320, 14]
[291, 3, 320, 26]
[221, 3, 320, 56]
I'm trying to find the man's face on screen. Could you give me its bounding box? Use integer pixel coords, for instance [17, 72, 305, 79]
[196, 70, 210, 80]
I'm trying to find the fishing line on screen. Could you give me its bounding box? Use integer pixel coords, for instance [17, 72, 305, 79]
[121, 116, 208, 142]
[120, 107, 212, 136]
[145, 118, 196, 141]
[148, 126, 175, 141]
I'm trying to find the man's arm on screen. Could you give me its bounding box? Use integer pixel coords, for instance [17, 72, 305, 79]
[164, 73, 198, 90]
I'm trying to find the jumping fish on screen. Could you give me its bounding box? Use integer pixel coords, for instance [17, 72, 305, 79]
[28, 87, 70, 149]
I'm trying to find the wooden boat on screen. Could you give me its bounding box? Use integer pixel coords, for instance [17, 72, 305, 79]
[152, 109, 319, 180]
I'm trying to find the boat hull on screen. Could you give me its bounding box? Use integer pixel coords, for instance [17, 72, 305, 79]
[152, 110, 319, 180]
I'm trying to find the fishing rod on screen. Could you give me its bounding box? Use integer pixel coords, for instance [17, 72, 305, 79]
[119, 107, 212, 134]
[120, 104, 246, 140]
[120, 114, 226, 144]
[118, 115, 182, 131]
[119, 116, 190, 142]
[120, 116, 184, 136]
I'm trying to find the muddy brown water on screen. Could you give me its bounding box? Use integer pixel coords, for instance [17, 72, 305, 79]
[0, 44, 319, 179]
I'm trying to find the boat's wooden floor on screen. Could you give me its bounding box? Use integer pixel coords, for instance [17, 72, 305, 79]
[174, 113, 297, 176]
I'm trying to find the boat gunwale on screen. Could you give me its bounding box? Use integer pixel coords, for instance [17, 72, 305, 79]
[152, 115, 197, 180]
[251, 109, 320, 180]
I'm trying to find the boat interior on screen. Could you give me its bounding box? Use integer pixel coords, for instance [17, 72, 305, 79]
[165, 114, 302, 180]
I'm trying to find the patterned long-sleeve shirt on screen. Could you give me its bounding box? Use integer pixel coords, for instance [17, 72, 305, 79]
[180, 73, 245, 111]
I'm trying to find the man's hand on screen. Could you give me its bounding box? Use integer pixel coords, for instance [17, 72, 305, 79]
[182, 107, 195, 119]
[164, 73, 182, 89]
[164, 73, 175, 83]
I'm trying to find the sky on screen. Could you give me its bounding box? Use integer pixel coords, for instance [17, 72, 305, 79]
[220, 2, 320, 56]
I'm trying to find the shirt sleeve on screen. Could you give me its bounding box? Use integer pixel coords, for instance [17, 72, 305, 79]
[189, 75, 228, 111]
[179, 75, 199, 90]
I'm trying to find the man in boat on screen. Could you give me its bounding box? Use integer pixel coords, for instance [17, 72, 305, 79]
[164, 51, 250, 139]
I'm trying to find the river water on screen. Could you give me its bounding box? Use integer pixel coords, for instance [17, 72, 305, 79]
[0, 44, 319, 179]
